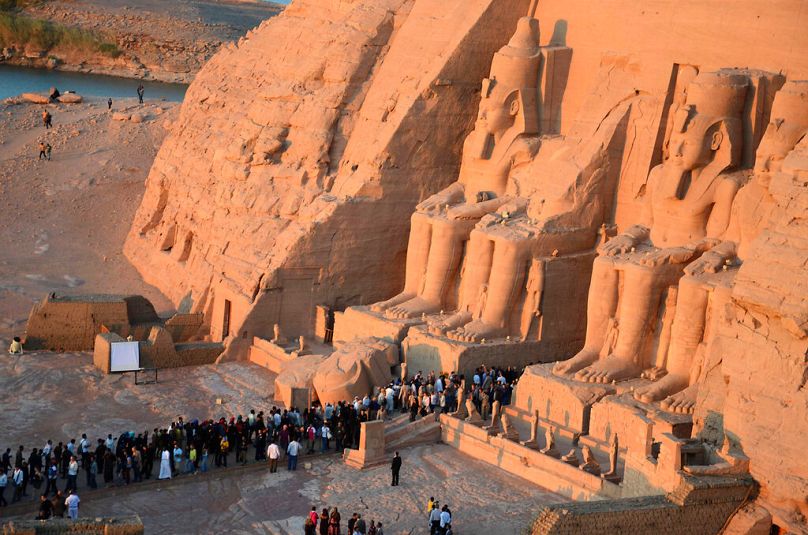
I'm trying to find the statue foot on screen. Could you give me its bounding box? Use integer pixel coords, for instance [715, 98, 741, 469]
[452, 319, 506, 343]
[661, 384, 699, 414]
[370, 292, 415, 313]
[574, 354, 641, 384]
[385, 296, 440, 319]
[634, 374, 689, 404]
[428, 312, 471, 336]
[552, 348, 599, 377]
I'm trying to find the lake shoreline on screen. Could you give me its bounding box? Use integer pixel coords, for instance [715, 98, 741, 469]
[1, 0, 284, 84]
[0, 64, 188, 102]
[0, 55, 194, 85]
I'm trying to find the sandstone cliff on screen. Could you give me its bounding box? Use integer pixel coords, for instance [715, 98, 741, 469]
[125, 0, 531, 353]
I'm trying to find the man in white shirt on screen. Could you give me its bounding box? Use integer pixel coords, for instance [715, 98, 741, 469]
[65, 490, 80, 520]
[11, 466, 23, 503]
[66, 456, 79, 493]
[287, 439, 300, 471]
[429, 504, 441, 534]
[439, 506, 451, 532]
[267, 441, 280, 473]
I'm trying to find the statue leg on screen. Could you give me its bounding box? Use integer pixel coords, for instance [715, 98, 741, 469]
[553, 256, 619, 376]
[457, 237, 530, 342]
[576, 261, 681, 383]
[439, 230, 492, 336]
[372, 213, 431, 312]
[636, 275, 708, 404]
[388, 219, 473, 319]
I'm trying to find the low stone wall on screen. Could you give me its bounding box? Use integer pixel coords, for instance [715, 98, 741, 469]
[527, 475, 752, 534]
[440, 414, 619, 501]
[2, 515, 144, 534]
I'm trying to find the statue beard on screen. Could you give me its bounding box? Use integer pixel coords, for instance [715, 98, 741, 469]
[467, 128, 494, 160]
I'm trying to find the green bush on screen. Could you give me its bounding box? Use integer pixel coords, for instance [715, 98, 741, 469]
[0, 11, 121, 58]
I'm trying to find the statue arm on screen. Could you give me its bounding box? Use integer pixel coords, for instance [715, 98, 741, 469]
[416, 182, 465, 212]
[705, 178, 742, 240]
[447, 197, 510, 220]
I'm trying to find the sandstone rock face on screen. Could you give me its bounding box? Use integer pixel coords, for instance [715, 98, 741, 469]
[695, 140, 808, 531]
[125, 0, 530, 357]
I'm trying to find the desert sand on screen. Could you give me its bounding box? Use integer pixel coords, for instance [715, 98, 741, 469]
[0, 97, 176, 345]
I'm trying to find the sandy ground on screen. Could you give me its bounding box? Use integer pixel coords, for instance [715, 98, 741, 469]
[0, 352, 279, 448]
[0, 353, 564, 533]
[0, 97, 177, 345]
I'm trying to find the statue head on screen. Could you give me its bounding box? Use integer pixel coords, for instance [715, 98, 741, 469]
[668, 71, 748, 172]
[754, 80, 808, 180]
[468, 17, 540, 156]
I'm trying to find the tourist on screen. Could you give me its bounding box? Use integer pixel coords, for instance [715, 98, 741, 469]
[305, 516, 317, 535]
[429, 502, 441, 535]
[42, 110, 52, 129]
[321, 423, 331, 453]
[45, 460, 58, 495]
[52, 490, 66, 517]
[439, 505, 452, 535]
[158, 448, 171, 479]
[46, 143, 52, 161]
[107, 98, 113, 110]
[37, 493, 53, 519]
[375, 522, 383, 535]
[65, 456, 78, 493]
[200, 446, 209, 473]
[348, 513, 357, 534]
[87, 454, 98, 489]
[287, 437, 300, 471]
[0, 469, 7, 507]
[8, 336, 23, 354]
[328, 507, 341, 535]
[390, 451, 401, 486]
[267, 440, 280, 473]
[319, 508, 330, 535]
[38, 142, 47, 160]
[65, 489, 80, 520]
[354, 514, 366, 534]
[137, 84, 145, 104]
[367, 520, 377, 535]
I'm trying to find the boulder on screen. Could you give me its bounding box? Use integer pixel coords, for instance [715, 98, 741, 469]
[21, 93, 50, 104]
[57, 93, 83, 104]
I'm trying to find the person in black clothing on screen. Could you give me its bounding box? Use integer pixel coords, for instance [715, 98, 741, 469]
[37, 494, 53, 519]
[391, 451, 402, 486]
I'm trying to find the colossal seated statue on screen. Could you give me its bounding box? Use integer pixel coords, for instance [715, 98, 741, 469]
[369, 17, 541, 320]
[553, 71, 749, 384]
[430, 112, 630, 343]
[633, 80, 808, 412]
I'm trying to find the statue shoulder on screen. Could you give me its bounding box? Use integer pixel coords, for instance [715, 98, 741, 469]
[507, 136, 540, 167]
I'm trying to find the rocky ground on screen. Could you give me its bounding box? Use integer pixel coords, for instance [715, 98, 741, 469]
[2, 0, 284, 82]
[0, 352, 563, 534]
[0, 96, 177, 345]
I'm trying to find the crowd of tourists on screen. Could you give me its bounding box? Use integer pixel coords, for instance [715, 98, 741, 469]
[0, 364, 517, 531]
[303, 507, 386, 535]
[400, 365, 519, 423]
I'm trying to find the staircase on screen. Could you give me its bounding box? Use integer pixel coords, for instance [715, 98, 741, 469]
[384, 412, 441, 451]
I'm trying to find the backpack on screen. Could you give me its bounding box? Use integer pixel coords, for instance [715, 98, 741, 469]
[221, 439, 229, 451]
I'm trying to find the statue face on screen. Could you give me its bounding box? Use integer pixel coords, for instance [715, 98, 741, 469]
[754, 117, 805, 176]
[667, 107, 721, 170]
[476, 80, 518, 136]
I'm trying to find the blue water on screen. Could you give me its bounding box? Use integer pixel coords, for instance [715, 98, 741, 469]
[0, 65, 188, 102]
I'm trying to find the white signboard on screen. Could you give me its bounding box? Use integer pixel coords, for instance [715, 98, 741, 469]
[110, 341, 140, 372]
